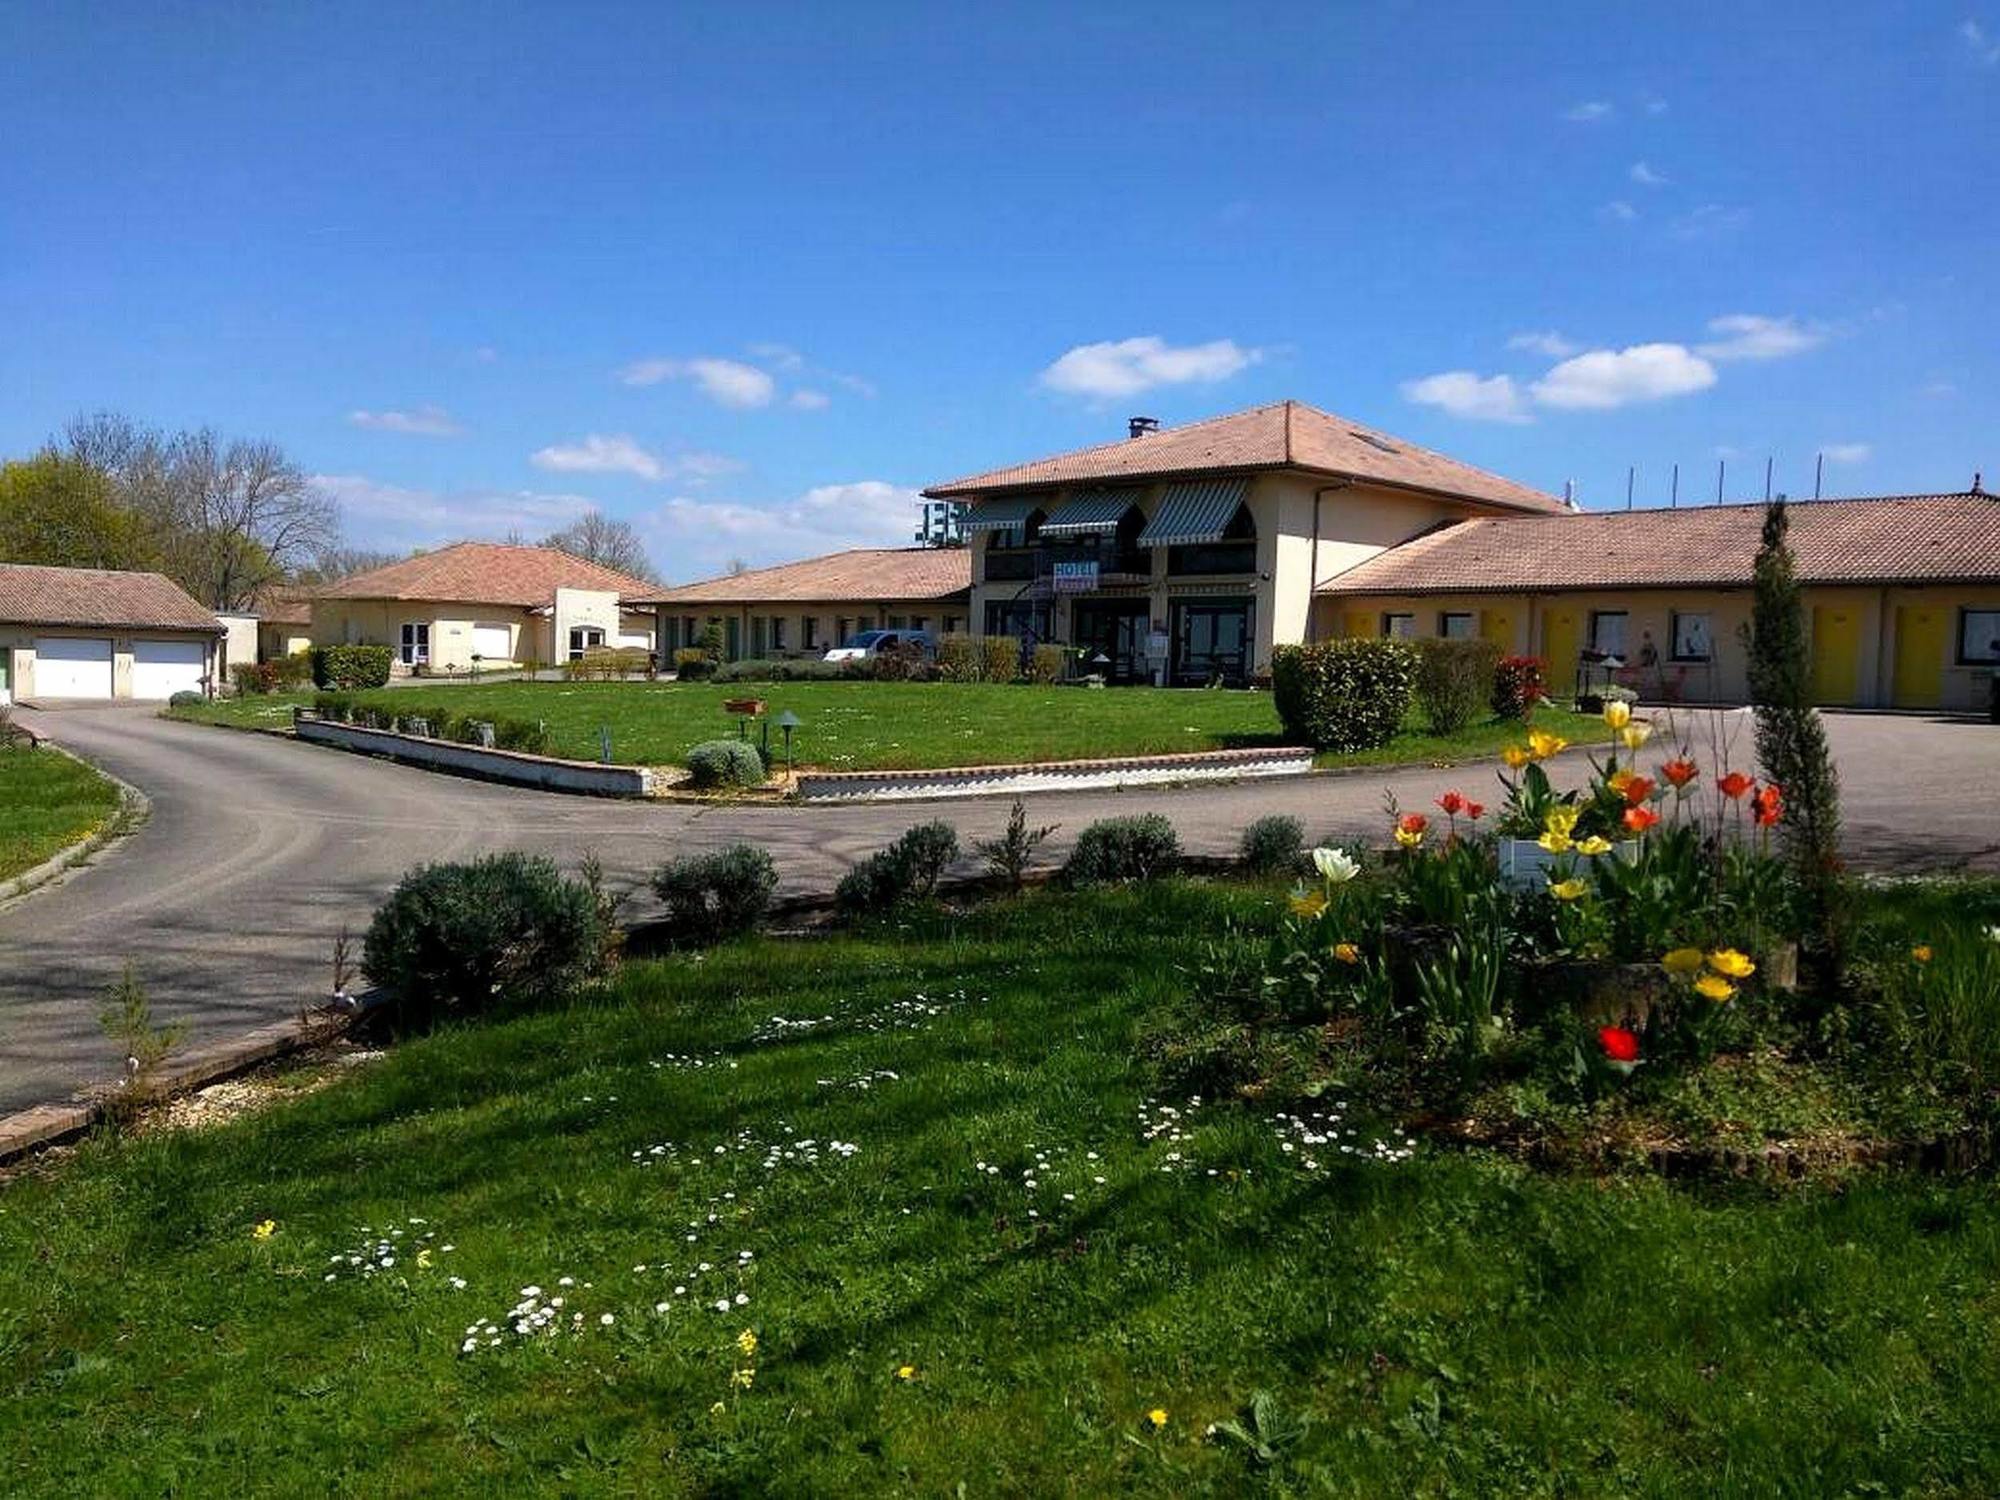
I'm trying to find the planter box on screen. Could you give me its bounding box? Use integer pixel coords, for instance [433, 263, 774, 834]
[797, 744, 1315, 804]
[295, 715, 654, 797]
[722, 698, 767, 717]
[1497, 836, 1638, 891]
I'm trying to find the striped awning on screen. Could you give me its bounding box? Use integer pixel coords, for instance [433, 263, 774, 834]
[1137, 477, 1249, 548]
[959, 495, 1048, 534]
[1037, 488, 1142, 537]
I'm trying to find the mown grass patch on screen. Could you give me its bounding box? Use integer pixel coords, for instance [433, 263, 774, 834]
[0, 745, 122, 882]
[3, 883, 1997, 1495]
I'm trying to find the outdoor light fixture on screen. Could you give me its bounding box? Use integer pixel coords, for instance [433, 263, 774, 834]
[775, 709, 801, 772]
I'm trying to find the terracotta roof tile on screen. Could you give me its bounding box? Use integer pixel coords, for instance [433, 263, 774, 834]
[1318, 492, 2000, 594]
[314, 542, 656, 606]
[924, 399, 1566, 515]
[0, 563, 223, 632]
[635, 548, 972, 606]
[250, 583, 315, 626]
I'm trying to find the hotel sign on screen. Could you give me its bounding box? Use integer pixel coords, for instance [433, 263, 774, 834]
[1051, 560, 1099, 593]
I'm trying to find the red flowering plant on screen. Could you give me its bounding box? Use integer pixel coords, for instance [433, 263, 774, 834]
[1381, 793, 1501, 933]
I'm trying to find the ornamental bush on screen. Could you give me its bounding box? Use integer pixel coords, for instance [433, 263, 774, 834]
[980, 635, 1021, 683]
[231, 660, 278, 695]
[1269, 639, 1417, 752]
[1238, 814, 1305, 875]
[1414, 638, 1502, 735]
[936, 634, 979, 682]
[1491, 655, 1547, 721]
[684, 739, 767, 789]
[311, 643, 394, 690]
[1027, 643, 1067, 685]
[361, 853, 604, 1023]
[673, 648, 716, 681]
[834, 820, 961, 917]
[1065, 813, 1180, 884]
[650, 843, 778, 943]
[712, 657, 859, 683]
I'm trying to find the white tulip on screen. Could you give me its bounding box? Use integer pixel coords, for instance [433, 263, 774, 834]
[1311, 847, 1360, 884]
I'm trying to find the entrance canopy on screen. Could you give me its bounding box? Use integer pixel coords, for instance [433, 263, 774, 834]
[1137, 477, 1249, 548]
[960, 495, 1045, 534]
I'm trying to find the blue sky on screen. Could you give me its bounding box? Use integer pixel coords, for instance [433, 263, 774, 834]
[2, 2, 1995, 579]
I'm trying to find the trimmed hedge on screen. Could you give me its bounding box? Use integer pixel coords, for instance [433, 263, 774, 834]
[1064, 814, 1180, 884]
[309, 693, 551, 755]
[311, 643, 393, 690]
[936, 634, 979, 682]
[650, 844, 777, 943]
[685, 738, 766, 789]
[713, 657, 862, 683]
[1270, 639, 1417, 752]
[1413, 637, 1503, 734]
[673, 649, 717, 681]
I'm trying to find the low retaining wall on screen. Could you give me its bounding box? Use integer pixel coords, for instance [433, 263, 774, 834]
[296, 716, 654, 797]
[796, 744, 1315, 803]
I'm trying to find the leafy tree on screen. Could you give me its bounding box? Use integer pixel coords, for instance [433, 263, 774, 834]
[543, 510, 656, 581]
[1745, 499, 1844, 992]
[0, 453, 159, 570]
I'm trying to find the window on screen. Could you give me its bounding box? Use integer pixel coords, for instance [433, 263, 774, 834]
[944, 614, 963, 634]
[567, 625, 604, 661]
[750, 617, 768, 657]
[1439, 611, 1476, 640]
[1172, 599, 1253, 686]
[399, 622, 429, 666]
[802, 616, 819, 650]
[771, 616, 788, 651]
[1671, 611, 1713, 662]
[1960, 609, 2000, 665]
[888, 615, 908, 630]
[1382, 613, 1415, 639]
[835, 617, 853, 647]
[910, 616, 930, 633]
[1589, 610, 1629, 658]
[1167, 503, 1257, 577]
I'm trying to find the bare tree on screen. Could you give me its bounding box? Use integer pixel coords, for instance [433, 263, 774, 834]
[542, 509, 657, 581]
[298, 543, 406, 583]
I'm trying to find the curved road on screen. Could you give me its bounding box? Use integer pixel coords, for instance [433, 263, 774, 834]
[3, 704, 1995, 1112]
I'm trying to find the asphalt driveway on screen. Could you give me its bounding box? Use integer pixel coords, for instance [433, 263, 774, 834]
[1, 704, 1995, 1114]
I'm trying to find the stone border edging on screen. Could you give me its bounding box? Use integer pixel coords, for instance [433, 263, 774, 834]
[797, 744, 1315, 803]
[0, 747, 149, 912]
[296, 715, 655, 797]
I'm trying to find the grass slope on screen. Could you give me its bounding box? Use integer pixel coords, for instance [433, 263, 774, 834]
[170, 680, 1604, 772]
[0, 745, 122, 882]
[3, 884, 1996, 1496]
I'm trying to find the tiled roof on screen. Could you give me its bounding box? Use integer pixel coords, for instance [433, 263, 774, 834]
[314, 542, 656, 606]
[634, 548, 972, 606]
[249, 583, 315, 626]
[1318, 492, 2000, 595]
[924, 400, 1566, 515]
[0, 563, 223, 632]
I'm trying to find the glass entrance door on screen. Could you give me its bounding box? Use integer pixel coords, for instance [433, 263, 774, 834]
[1171, 598, 1252, 686]
[1071, 600, 1148, 683]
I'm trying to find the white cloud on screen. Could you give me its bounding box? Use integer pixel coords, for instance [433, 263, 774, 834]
[1695, 313, 1826, 362]
[1039, 336, 1261, 399]
[347, 404, 464, 437]
[1640, 92, 1669, 115]
[1629, 160, 1669, 186]
[1564, 100, 1614, 122]
[746, 341, 807, 373]
[619, 355, 777, 408]
[1820, 442, 1872, 464]
[316, 473, 597, 551]
[1530, 343, 1718, 410]
[1921, 378, 1959, 399]
[1962, 18, 2000, 63]
[1671, 203, 1750, 240]
[637, 480, 925, 579]
[789, 388, 831, 410]
[1399, 370, 1532, 424]
[529, 434, 741, 484]
[1507, 330, 1580, 358]
[1601, 199, 1639, 223]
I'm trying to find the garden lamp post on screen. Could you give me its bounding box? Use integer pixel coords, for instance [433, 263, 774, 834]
[775, 709, 800, 773]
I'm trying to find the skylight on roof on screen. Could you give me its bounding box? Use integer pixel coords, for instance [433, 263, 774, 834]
[1349, 430, 1401, 455]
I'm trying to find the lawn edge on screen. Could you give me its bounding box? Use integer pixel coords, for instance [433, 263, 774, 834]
[0, 746, 150, 912]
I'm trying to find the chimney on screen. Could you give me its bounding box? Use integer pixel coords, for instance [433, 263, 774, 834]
[1128, 416, 1160, 439]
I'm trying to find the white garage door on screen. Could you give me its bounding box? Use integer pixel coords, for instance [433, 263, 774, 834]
[33, 637, 113, 699]
[131, 639, 207, 699]
[471, 623, 514, 661]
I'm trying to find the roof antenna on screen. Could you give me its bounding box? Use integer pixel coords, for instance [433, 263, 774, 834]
[1716, 459, 1725, 505]
[1625, 465, 1635, 511]
[1670, 462, 1679, 508]
[1814, 452, 1824, 500]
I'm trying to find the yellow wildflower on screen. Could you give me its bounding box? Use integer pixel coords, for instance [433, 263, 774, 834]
[1912, 945, 1933, 964]
[1549, 878, 1589, 901]
[732, 1367, 756, 1389]
[1661, 947, 1705, 978]
[416, 1248, 432, 1269]
[1603, 699, 1632, 729]
[1501, 744, 1531, 770]
[1289, 888, 1329, 919]
[252, 1220, 276, 1241]
[896, 1365, 917, 1381]
[711, 1400, 726, 1415]
[1146, 1408, 1169, 1429]
[736, 1329, 758, 1358]
[1537, 830, 1573, 855]
[1332, 942, 1361, 964]
[1620, 723, 1653, 751]
[1706, 949, 1757, 979]
[1575, 835, 1614, 857]
[1528, 729, 1568, 760]
[1694, 973, 1736, 1002]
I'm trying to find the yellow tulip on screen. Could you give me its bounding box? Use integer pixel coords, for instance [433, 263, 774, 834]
[1706, 948, 1757, 979]
[1661, 947, 1705, 978]
[1912, 945, 1933, 964]
[1394, 825, 1425, 849]
[1620, 723, 1653, 751]
[1607, 767, 1635, 794]
[1544, 805, 1582, 837]
[1575, 835, 1614, 857]
[1549, 878, 1588, 901]
[1501, 745, 1531, 770]
[1527, 729, 1568, 760]
[1694, 973, 1736, 1002]
[1537, 830, 1573, 855]
[1603, 699, 1632, 729]
[1289, 888, 1329, 919]
[1332, 942, 1361, 964]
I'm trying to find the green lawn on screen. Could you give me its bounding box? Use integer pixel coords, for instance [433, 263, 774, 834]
[0, 745, 122, 882]
[169, 680, 1605, 772]
[4, 883, 1996, 1495]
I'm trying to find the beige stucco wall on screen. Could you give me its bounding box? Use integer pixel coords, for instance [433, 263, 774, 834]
[216, 612, 260, 683]
[1312, 583, 2000, 711]
[1, 625, 219, 700]
[310, 596, 655, 674]
[651, 600, 969, 660]
[259, 624, 313, 661]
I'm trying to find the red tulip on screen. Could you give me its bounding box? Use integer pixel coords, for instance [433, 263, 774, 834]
[1660, 758, 1699, 789]
[1753, 783, 1783, 827]
[1598, 1025, 1640, 1062]
[1436, 791, 1466, 817]
[1622, 805, 1661, 834]
[1397, 813, 1429, 835]
[1716, 771, 1754, 800]
[1621, 775, 1656, 806]
[1463, 800, 1486, 821]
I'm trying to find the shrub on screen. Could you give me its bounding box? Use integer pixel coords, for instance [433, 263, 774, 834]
[1269, 639, 1417, 752]
[867, 642, 934, 682]
[311, 643, 394, 690]
[673, 648, 716, 681]
[1027, 643, 1067, 685]
[273, 651, 314, 689]
[167, 690, 205, 710]
[1413, 637, 1502, 735]
[684, 738, 766, 789]
[713, 657, 859, 683]
[361, 853, 604, 1021]
[1065, 813, 1180, 884]
[1492, 655, 1547, 721]
[650, 844, 778, 943]
[834, 820, 961, 916]
[693, 620, 725, 660]
[936, 633, 979, 682]
[980, 635, 1021, 683]
[1239, 814, 1305, 875]
[492, 718, 551, 754]
[975, 798, 1058, 891]
[311, 691, 355, 720]
[231, 660, 277, 696]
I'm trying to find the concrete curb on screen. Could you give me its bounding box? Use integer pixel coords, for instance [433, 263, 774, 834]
[297, 715, 657, 796]
[796, 745, 1316, 804]
[0, 746, 150, 913]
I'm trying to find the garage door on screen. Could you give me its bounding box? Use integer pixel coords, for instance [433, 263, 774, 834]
[471, 623, 514, 661]
[131, 639, 207, 699]
[33, 637, 113, 699]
